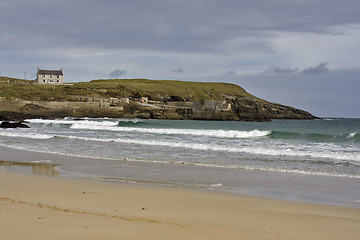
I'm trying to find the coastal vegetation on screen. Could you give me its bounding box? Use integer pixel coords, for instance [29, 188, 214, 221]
[0, 76, 316, 121]
[0, 77, 255, 102]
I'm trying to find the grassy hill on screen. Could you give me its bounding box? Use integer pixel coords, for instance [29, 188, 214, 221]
[0, 76, 316, 121]
[75, 78, 257, 101]
[0, 77, 68, 101]
[0, 77, 257, 102]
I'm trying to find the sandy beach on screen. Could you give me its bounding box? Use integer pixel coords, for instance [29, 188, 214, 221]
[1, 170, 359, 240]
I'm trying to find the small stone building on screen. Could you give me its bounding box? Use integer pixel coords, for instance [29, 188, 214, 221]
[141, 97, 149, 103]
[36, 68, 64, 84]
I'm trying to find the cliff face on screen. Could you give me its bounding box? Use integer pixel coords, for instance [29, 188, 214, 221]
[0, 97, 315, 121]
[0, 78, 317, 121]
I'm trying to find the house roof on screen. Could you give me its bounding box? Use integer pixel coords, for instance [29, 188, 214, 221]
[38, 69, 63, 75]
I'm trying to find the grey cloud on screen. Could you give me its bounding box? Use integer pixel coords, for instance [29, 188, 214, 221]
[302, 61, 330, 74]
[1, 0, 360, 53]
[109, 69, 126, 78]
[265, 61, 330, 75]
[265, 66, 299, 74]
[172, 68, 184, 74]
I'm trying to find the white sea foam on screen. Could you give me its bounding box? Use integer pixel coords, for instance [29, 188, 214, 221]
[27, 118, 270, 139]
[118, 118, 142, 123]
[27, 119, 76, 125]
[239, 165, 360, 179]
[70, 122, 270, 139]
[0, 131, 53, 139]
[72, 121, 118, 128]
[210, 183, 223, 188]
[4, 128, 356, 162]
[112, 157, 360, 179]
[32, 160, 53, 164]
[347, 132, 357, 138]
[27, 118, 123, 127]
[1, 139, 359, 179]
[58, 134, 360, 162]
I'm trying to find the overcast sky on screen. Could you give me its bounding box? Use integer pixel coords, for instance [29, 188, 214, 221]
[1, 0, 360, 117]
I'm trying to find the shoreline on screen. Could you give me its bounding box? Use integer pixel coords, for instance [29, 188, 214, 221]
[1, 144, 360, 239]
[1, 144, 360, 208]
[1, 141, 360, 239]
[2, 169, 360, 239]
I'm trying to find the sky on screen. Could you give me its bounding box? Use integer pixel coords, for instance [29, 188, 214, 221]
[1, 0, 360, 118]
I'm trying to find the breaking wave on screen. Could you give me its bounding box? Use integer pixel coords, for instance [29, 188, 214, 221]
[25, 118, 359, 142]
[26, 118, 270, 139]
[67, 121, 269, 138]
[54, 134, 360, 162]
[0, 131, 53, 139]
[26, 118, 75, 126]
[269, 131, 360, 142]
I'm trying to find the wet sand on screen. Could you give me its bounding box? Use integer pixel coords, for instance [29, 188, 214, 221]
[1, 170, 360, 240]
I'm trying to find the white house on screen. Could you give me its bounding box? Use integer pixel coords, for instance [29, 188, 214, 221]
[36, 68, 64, 84]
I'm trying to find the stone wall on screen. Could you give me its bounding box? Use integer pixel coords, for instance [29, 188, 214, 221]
[69, 96, 130, 105]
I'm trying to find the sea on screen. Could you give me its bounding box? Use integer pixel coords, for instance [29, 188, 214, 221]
[1, 117, 359, 207]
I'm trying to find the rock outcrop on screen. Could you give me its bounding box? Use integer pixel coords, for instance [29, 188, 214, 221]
[0, 121, 30, 128]
[0, 97, 316, 121]
[0, 78, 317, 121]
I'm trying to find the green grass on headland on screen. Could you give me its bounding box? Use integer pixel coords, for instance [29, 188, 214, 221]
[0, 77, 317, 120]
[82, 78, 256, 101]
[0, 77, 258, 102]
[0, 77, 69, 101]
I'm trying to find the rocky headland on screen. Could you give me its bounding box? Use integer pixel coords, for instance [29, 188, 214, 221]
[0, 77, 317, 121]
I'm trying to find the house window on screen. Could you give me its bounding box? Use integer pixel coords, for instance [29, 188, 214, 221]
[57, 80, 59, 83]
[57, 75, 59, 78]
[43, 80, 46, 83]
[43, 75, 45, 77]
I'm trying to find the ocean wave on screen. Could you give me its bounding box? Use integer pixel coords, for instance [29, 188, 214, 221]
[269, 130, 360, 142]
[70, 122, 270, 139]
[252, 167, 360, 179]
[26, 118, 123, 129]
[26, 118, 360, 142]
[26, 118, 76, 126]
[57, 134, 360, 162]
[0, 131, 53, 139]
[2, 141, 358, 179]
[121, 158, 360, 179]
[27, 118, 269, 139]
[347, 132, 358, 138]
[27, 118, 142, 126]
[117, 119, 148, 126]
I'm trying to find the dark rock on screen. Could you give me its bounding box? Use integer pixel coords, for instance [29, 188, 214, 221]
[0, 111, 45, 121]
[0, 121, 30, 128]
[168, 95, 185, 102]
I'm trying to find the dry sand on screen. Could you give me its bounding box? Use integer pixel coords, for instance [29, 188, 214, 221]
[1, 170, 360, 240]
